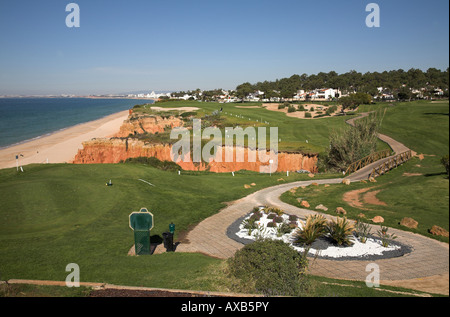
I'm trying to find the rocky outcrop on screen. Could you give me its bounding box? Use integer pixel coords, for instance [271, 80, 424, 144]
[114, 113, 184, 137]
[72, 138, 318, 173]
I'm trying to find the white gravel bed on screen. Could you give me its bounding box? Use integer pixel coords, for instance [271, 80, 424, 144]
[235, 212, 403, 260]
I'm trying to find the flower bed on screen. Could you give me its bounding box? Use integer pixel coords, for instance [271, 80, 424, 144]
[229, 207, 412, 261]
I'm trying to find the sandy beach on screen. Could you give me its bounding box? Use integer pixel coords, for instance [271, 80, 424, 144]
[0, 110, 129, 170]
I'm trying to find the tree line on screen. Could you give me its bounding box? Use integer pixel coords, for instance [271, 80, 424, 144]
[236, 68, 449, 100]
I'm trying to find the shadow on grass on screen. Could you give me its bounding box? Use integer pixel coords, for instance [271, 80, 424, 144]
[424, 113, 449, 116]
[424, 172, 448, 178]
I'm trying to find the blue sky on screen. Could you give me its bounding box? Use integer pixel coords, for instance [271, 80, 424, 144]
[0, 0, 448, 95]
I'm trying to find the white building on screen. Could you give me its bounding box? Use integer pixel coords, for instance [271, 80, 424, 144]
[311, 88, 339, 100]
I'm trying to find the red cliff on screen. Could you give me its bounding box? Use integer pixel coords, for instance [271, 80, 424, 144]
[73, 138, 318, 173]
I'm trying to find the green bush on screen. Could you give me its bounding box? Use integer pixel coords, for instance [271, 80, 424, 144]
[288, 105, 297, 113]
[326, 110, 384, 171]
[227, 239, 309, 296]
[297, 105, 306, 111]
[304, 112, 312, 118]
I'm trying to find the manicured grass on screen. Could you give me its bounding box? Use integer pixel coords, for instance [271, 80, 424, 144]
[360, 100, 449, 156]
[281, 157, 449, 243]
[281, 100, 449, 242]
[0, 163, 339, 290]
[132, 100, 381, 154]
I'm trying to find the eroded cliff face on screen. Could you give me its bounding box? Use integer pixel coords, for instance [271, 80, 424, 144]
[73, 138, 318, 173]
[114, 113, 184, 137]
[73, 112, 318, 173]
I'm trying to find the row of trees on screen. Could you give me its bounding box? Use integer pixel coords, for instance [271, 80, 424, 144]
[236, 68, 449, 100]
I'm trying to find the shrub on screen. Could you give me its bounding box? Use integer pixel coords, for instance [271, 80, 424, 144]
[288, 105, 297, 113]
[376, 226, 397, 247]
[304, 112, 312, 118]
[293, 214, 327, 246]
[327, 105, 338, 113]
[274, 216, 284, 223]
[267, 213, 276, 220]
[266, 207, 284, 216]
[326, 217, 355, 246]
[355, 219, 372, 244]
[267, 222, 277, 228]
[277, 222, 293, 236]
[289, 215, 298, 222]
[227, 239, 309, 296]
[297, 105, 306, 111]
[326, 110, 385, 171]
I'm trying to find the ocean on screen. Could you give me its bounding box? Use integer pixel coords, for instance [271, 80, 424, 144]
[0, 98, 152, 149]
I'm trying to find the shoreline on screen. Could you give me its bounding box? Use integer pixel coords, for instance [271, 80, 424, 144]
[0, 110, 130, 170]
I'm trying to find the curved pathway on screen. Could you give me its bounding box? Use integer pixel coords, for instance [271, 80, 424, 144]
[168, 112, 449, 295]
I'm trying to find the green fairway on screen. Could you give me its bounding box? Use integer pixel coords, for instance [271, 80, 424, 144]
[0, 163, 338, 290]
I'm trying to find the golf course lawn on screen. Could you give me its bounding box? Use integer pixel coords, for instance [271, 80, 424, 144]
[0, 163, 339, 290]
[282, 100, 449, 242]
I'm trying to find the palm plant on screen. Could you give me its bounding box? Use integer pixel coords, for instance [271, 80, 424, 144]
[326, 217, 355, 246]
[293, 214, 327, 246]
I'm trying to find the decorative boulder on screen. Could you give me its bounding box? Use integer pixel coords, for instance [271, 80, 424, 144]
[372, 216, 385, 223]
[300, 200, 310, 208]
[308, 173, 315, 178]
[429, 226, 449, 237]
[315, 204, 329, 212]
[400, 217, 418, 229]
[342, 179, 351, 185]
[336, 207, 347, 215]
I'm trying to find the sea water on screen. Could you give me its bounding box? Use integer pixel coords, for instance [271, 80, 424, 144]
[0, 98, 152, 149]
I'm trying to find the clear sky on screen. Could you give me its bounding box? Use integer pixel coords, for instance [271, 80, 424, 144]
[0, 0, 448, 95]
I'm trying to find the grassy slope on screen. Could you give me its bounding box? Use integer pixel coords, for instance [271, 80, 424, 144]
[0, 163, 338, 290]
[281, 100, 449, 242]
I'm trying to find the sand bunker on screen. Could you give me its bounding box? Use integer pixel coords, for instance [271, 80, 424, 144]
[262, 103, 346, 119]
